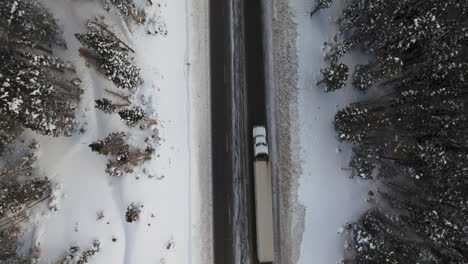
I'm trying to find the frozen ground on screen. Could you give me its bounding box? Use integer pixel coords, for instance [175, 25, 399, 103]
[267, 0, 370, 263]
[22, 0, 212, 263]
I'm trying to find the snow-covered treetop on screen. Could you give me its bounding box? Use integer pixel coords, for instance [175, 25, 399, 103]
[0, 0, 63, 47]
[76, 20, 143, 90]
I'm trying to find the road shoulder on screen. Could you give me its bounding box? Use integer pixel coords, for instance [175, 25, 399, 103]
[187, 0, 213, 263]
[264, 0, 305, 263]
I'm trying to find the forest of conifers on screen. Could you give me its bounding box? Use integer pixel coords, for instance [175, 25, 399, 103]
[318, 0, 468, 263]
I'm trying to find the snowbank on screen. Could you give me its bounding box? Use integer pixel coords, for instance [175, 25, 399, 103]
[266, 0, 304, 262]
[25, 0, 212, 263]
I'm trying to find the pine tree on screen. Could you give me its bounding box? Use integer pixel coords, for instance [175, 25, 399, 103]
[317, 63, 349, 92]
[310, 0, 333, 17]
[125, 203, 140, 223]
[0, 142, 48, 262]
[89, 132, 128, 156]
[325, 40, 354, 64]
[0, 50, 79, 140]
[0, 0, 63, 48]
[347, 210, 438, 264]
[90, 133, 152, 176]
[118, 106, 145, 127]
[65, 241, 101, 264]
[0, 118, 22, 155]
[0, 226, 21, 261]
[0, 178, 51, 218]
[103, 0, 146, 24]
[76, 20, 142, 90]
[95, 98, 118, 114]
[352, 56, 402, 91]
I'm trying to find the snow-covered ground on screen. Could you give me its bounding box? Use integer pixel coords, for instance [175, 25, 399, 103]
[267, 0, 370, 263]
[22, 0, 212, 263]
[292, 1, 370, 263]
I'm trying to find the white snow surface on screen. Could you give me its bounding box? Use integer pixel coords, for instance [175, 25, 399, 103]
[289, 1, 370, 263]
[23, 0, 212, 263]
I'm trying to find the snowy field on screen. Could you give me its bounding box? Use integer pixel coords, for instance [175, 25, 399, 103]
[21, 0, 212, 263]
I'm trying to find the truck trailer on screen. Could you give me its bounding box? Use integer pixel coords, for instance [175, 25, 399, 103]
[252, 126, 274, 263]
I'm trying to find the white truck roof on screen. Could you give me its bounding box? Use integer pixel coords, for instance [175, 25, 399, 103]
[253, 126, 267, 138]
[253, 126, 269, 158]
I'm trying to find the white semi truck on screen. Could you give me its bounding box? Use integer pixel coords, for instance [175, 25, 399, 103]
[252, 126, 274, 263]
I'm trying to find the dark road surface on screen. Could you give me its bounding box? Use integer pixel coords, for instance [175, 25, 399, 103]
[210, 0, 235, 262]
[210, 0, 268, 263]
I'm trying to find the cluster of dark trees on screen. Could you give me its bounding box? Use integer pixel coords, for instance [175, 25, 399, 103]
[82, 1, 156, 175]
[95, 97, 148, 127]
[89, 132, 153, 176]
[62, 240, 101, 264]
[0, 0, 81, 153]
[78, 1, 156, 139]
[0, 141, 51, 262]
[103, 0, 147, 25]
[0, 0, 152, 262]
[74, 0, 155, 176]
[76, 19, 142, 90]
[0, 0, 78, 261]
[320, 0, 468, 263]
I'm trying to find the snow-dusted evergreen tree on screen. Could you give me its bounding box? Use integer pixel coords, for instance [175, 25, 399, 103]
[95, 98, 118, 114]
[76, 20, 143, 90]
[0, 0, 80, 153]
[103, 0, 146, 24]
[0, 226, 29, 262]
[310, 0, 333, 16]
[118, 106, 145, 127]
[95, 98, 148, 127]
[325, 39, 354, 65]
[0, 119, 22, 155]
[89, 132, 152, 176]
[0, 50, 79, 139]
[344, 210, 439, 264]
[105, 146, 152, 177]
[125, 203, 141, 223]
[65, 241, 101, 264]
[0, 140, 49, 262]
[103, 0, 137, 16]
[0, 159, 50, 263]
[352, 56, 402, 91]
[89, 132, 129, 156]
[0, 178, 51, 218]
[0, 0, 63, 48]
[331, 0, 468, 262]
[317, 63, 349, 92]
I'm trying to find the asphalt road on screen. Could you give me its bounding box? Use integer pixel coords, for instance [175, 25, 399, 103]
[210, 0, 268, 263]
[210, 0, 235, 262]
[245, 0, 269, 263]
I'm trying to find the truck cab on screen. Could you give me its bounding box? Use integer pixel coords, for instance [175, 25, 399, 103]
[253, 126, 269, 160]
